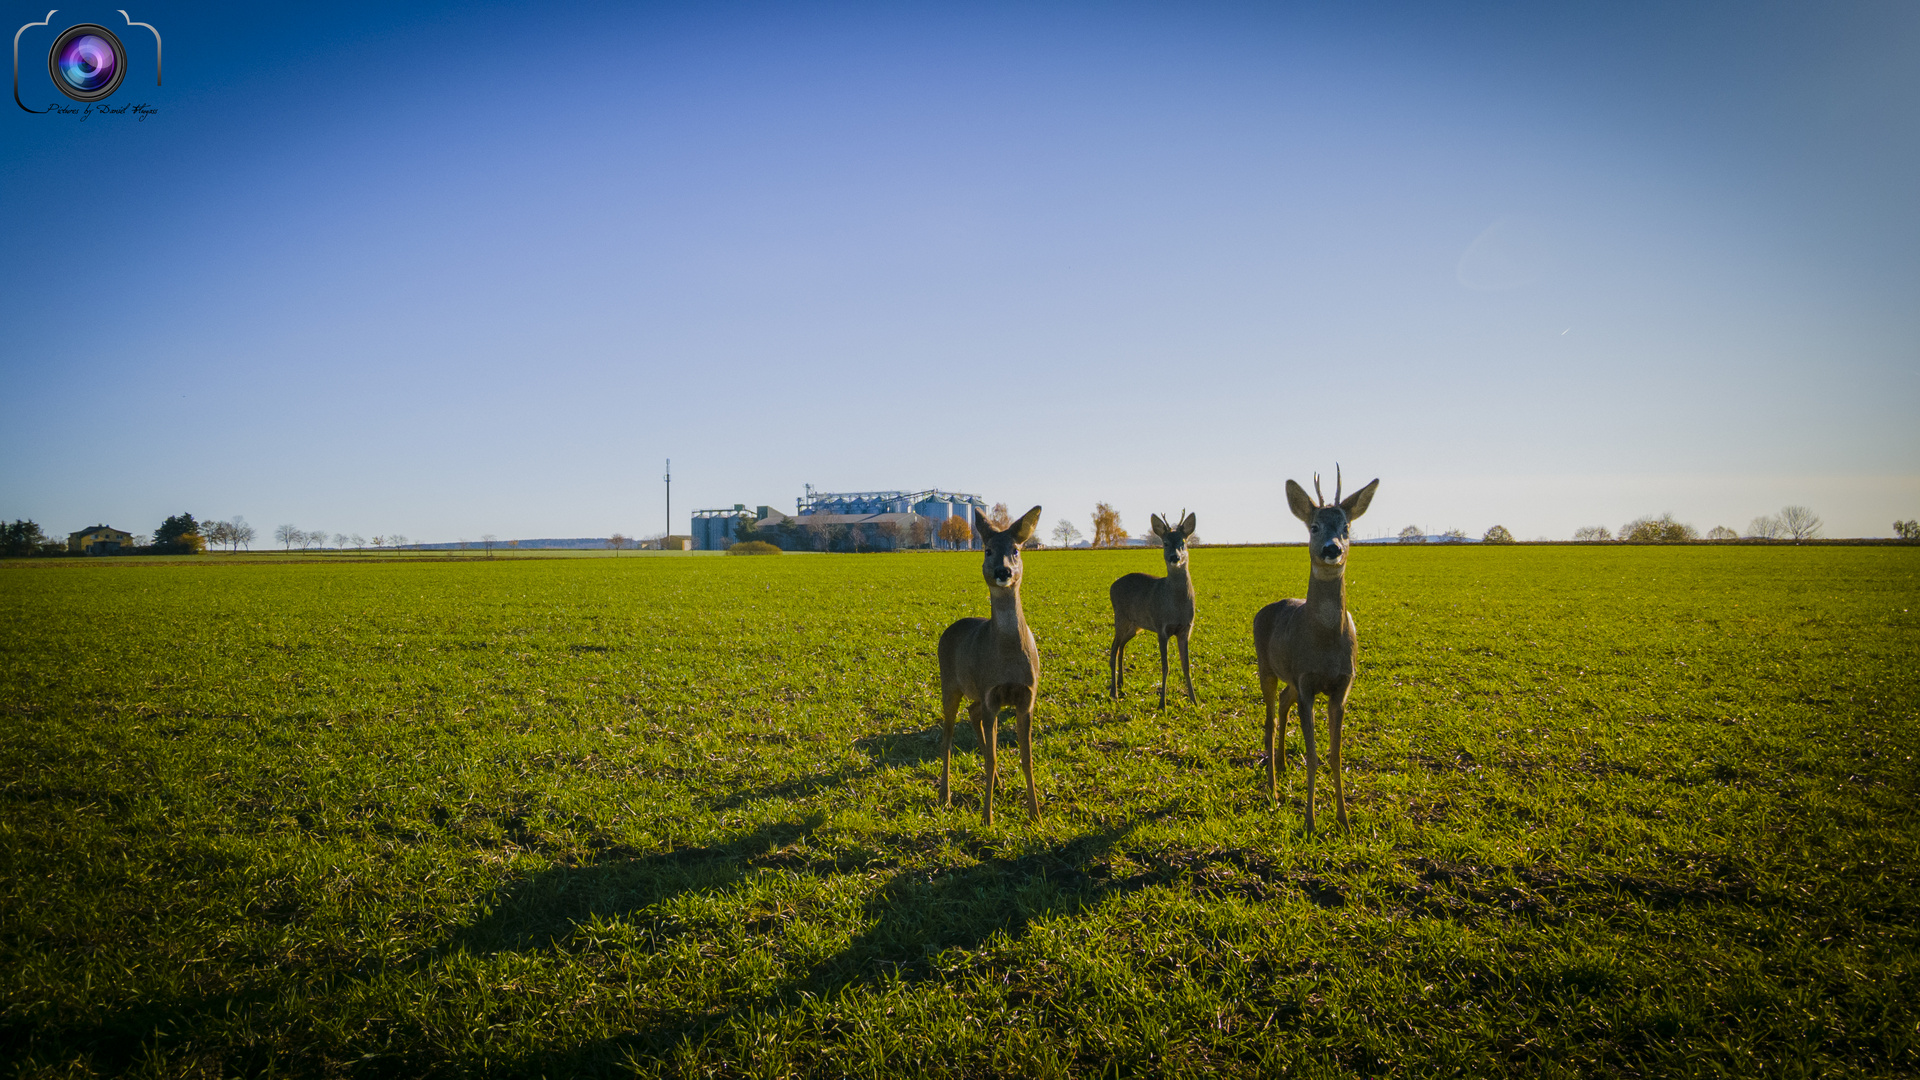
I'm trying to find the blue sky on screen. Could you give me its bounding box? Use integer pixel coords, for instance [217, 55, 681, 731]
[3, 0, 1915, 543]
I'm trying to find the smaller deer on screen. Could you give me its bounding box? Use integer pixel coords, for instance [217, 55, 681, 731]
[1253, 468, 1378, 834]
[937, 505, 1044, 825]
[1108, 511, 1198, 707]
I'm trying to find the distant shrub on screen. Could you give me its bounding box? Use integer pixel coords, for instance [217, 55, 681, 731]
[1397, 525, 1425, 544]
[1573, 525, 1612, 542]
[1482, 525, 1514, 544]
[1706, 526, 1738, 541]
[1620, 514, 1698, 543]
[728, 541, 782, 555]
[1896, 519, 1920, 540]
[1439, 527, 1469, 542]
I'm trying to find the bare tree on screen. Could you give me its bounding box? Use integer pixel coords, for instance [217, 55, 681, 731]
[481, 534, 497, 557]
[1777, 505, 1822, 540]
[909, 515, 933, 549]
[390, 534, 409, 550]
[275, 524, 298, 550]
[230, 518, 256, 551]
[1397, 525, 1425, 543]
[988, 502, 1012, 530]
[876, 520, 905, 550]
[1573, 525, 1612, 542]
[1440, 527, 1468, 542]
[1091, 503, 1128, 547]
[1746, 515, 1783, 539]
[349, 533, 364, 551]
[937, 514, 972, 549]
[333, 533, 350, 549]
[608, 532, 628, 554]
[1482, 525, 1514, 544]
[1052, 519, 1085, 547]
[371, 536, 386, 550]
[205, 520, 234, 551]
[804, 516, 834, 552]
[1895, 519, 1920, 540]
[1706, 526, 1738, 540]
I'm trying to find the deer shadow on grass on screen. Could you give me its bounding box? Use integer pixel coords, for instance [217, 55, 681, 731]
[701, 725, 961, 813]
[498, 807, 1194, 1076]
[453, 815, 830, 955]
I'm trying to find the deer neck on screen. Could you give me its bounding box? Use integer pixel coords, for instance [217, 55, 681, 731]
[1304, 566, 1347, 635]
[987, 585, 1027, 635]
[1165, 560, 1194, 606]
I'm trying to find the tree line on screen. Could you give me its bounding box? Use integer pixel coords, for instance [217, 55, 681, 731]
[0, 514, 419, 557]
[1568, 505, 1825, 543]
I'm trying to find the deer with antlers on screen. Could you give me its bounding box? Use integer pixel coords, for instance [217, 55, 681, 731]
[1253, 468, 1379, 834]
[937, 505, 1044, 824]
[1108, 511, 1198, 707]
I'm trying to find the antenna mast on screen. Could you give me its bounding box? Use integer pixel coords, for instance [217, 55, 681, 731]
[664, 458, 671, 548]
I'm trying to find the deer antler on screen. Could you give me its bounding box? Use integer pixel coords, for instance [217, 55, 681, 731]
[1313, 473, 1325, 507]
[1334, 463, 1343, 506]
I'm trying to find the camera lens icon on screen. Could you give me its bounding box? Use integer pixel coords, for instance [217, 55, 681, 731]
[48, 24, 128, 102]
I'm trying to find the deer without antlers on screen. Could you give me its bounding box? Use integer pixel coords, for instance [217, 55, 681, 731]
[1253, 467, 1379, 834]
[937, 505, 1044, 825]
[1109, 511, 1198, 707]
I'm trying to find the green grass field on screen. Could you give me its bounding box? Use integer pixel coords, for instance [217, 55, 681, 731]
[2, 546, 1916, 1077]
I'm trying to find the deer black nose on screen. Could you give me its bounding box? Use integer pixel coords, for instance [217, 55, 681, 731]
[1320, 543, 1342, 560]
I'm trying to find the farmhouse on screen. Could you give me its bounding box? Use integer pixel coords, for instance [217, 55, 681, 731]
[68, 525, 135, 554]
[691, 487, 989, 551]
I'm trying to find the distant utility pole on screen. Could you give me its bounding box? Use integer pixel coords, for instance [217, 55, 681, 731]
[664, 458, 671, 547]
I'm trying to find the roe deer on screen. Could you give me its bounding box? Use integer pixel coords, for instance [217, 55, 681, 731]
[1253, 468, 1378, 834]
[1108, 511, 1198, 707]
[937, 505, 1044, 824]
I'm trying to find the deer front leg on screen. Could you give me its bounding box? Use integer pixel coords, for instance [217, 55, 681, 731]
[1176, 628, 1196, 703]
[1299, 691, 1319, 836]
[1328, 692, 1349, 833]
[938, 687, 961, 807]
[981, 704, 999, 826]
[1157, 630, 1172, 709]
[1017, 706, 1040, 819]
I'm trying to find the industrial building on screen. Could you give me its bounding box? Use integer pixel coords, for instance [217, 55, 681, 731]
[690, 487, 989, 551]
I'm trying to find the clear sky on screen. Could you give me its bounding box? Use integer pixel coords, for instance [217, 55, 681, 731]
[3, 1, 1915, 544]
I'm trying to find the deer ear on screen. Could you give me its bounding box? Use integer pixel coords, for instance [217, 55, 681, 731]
[1150, 514, 1168, 537]
[1340, 479, 1380, 521]
[1010, 505, 1042, 544]
[973, 509, 995, 538]
[1180, 512, 1196, 537]
[1285, 480, 1316, 523]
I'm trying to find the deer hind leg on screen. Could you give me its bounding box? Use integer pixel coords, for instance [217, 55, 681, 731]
[938, 684, 962, 807]
[1157, 629, 1172, 709]
[1109, 625, 1132, 699]
[980, 702, 1000, 826]
[1328, 691, 1350, 833]
[1299, 691, 1319, 835]
[1016, 702, 1040, 819]
[1176, 627, 1196, 703]
[1261, 674, 1280, 798]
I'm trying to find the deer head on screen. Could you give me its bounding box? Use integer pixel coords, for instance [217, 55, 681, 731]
[1150, 511, 1197, 569]
[975, 505, 1042, 590]
[1285, 466, 1379, 575]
